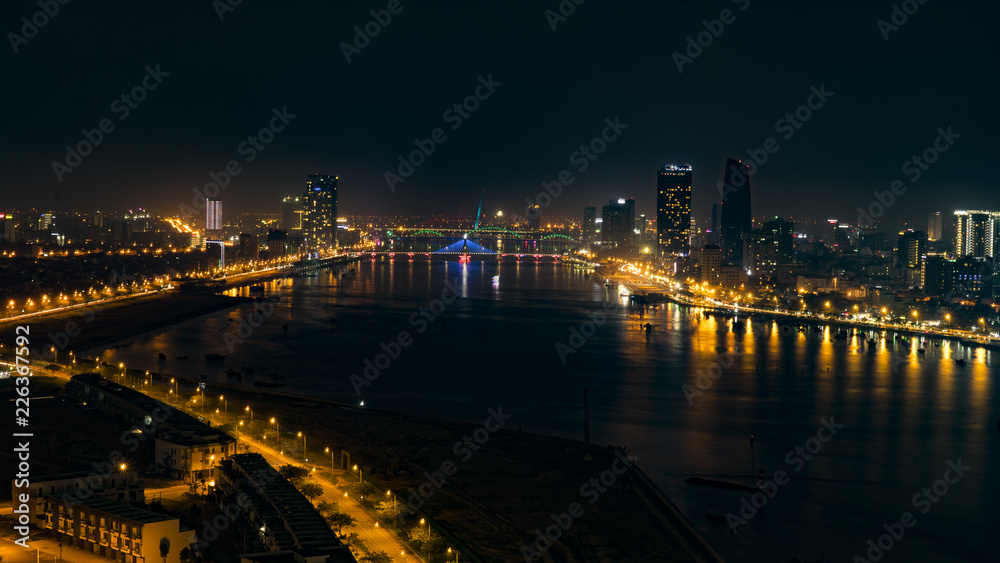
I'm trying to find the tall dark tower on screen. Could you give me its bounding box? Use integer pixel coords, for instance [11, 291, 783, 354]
[657, 164, 693, 256]
[719, 158, 752, 267]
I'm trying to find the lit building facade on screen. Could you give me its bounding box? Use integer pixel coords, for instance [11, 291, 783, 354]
[657, 164, 692, 256]
[303, 174, 338, 250]
[206, 199, 222, 231]
[953, 209, 997, 259]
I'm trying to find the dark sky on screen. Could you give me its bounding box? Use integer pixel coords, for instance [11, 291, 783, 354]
[3, 1, 997, 224]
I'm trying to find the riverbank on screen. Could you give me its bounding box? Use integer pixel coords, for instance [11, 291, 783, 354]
[598, 271, 1000, 353]
[0, 291, 252, 361]
[125, 370, 724, 563]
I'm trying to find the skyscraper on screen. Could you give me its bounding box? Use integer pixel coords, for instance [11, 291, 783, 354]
[953, 209, 997, 259]
[718, 158, 752, 266]
[897, 230, 928, 285]
[927, 211, 943, 241]
[763, 217, 795, 265]
[303, 174, 338, 250]
[282, 196, 303, 231]
[601, 198, 634, 249]
[657, 164, 692, 256]
[206, 199, 222, 232]
[742, 231, 781, 279]
[582, 206, 597, 243]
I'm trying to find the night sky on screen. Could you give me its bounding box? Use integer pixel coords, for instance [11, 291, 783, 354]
[3, 0, 997, 222]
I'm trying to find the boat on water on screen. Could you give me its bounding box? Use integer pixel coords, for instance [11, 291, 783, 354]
[205, 353, 226, 361]
[955, 358, 967, 366]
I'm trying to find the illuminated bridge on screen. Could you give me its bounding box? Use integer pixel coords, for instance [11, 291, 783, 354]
[365, 227, 580, 260]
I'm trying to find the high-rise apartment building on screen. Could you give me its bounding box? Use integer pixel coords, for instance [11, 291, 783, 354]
[601, 198, 635, 249]
[897, 230, 928, 285]
[303, 174, 338, 250]
[657, 164, 692, 256]
[762, 216, 795, 265]
[691, 244, 722, 285]
[239, 233, 259, 261]
[582, 206, 597, 243]
[742, 231, 781, 279]
[719, 158, 752, 266]
[953, 209, 997, 259]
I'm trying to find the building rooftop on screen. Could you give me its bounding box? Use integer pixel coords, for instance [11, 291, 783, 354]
[221, 454, 350, 559]
[70, 373, 234, 444]
[52, 493, 172, 524]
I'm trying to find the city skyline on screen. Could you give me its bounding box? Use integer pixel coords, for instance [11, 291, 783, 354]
[3, 3, 999, 563]
[3, 2, 997, 220]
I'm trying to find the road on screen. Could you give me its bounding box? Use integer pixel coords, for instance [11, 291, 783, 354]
[236, 433, 423, 562]
[5, 362, 424, 562]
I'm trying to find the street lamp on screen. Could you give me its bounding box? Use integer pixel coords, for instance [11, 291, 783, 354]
[448, 547, 459, 562]
[51, 346, 57, 364]
[245, 405, 253, 423]
[353, 464, 363, 482]
[298, 431, 306, 461]
[271, 418, 278, 447]
[220, 395, 227, 420]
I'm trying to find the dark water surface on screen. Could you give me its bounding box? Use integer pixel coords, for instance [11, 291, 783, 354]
[98, 260, 998, 562]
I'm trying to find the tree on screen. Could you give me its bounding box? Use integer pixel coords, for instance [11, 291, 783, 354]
[278, 464, 310, 484]
[360, 551, 392, 563]
[408, 526, 444, 555]
[316, 501, 336, 515]
[349, 480, 377, 498]
[325, 510, 356, 533]
[179, 547, 191, 563]
[374, 499, 403, 521]
[299, 481, 323, 500]
[159, 537, 171, 563]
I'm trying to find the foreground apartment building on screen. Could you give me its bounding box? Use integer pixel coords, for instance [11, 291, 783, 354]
[13, 470, 193, 563]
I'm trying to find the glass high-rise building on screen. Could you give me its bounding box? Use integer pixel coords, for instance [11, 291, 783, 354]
[718, 158, 752, 266]
[927, 211, 943, 241]
[657, 164, 692, 256]
[206, 198, 222, 232]
[303, 174, 338, 250]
